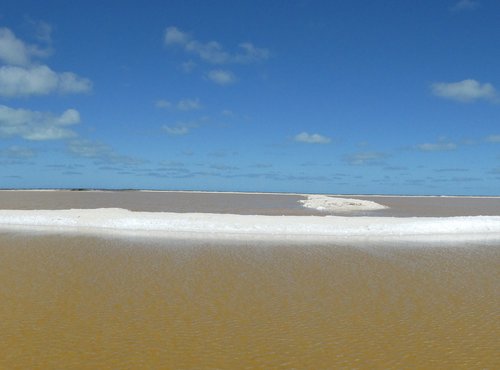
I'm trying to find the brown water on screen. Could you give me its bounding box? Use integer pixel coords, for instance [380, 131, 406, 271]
[2, 190, 500, 216]
[1, 231, 499, 369]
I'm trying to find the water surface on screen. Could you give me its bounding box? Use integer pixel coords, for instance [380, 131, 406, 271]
[1, 232, 498, 369]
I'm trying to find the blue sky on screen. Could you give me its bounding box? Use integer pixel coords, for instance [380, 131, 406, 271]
[0, 0, 499, 195]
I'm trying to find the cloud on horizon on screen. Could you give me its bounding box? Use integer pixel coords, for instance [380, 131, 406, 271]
[431, 79, 497, 103]
[0, 145, 36, 159]
[68, 139, 144, 166]
[344, 151, 387, 165]
[415, 141, 457, 152]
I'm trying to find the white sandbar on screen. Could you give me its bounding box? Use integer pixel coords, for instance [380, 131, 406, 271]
[299, 195, 388, 212]
[0, 208, 500, 243]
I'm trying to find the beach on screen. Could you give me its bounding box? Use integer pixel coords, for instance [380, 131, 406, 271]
[1, 191, 499, 369]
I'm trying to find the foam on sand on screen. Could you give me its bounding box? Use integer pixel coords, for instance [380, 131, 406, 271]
[299, 194, 388, 212]
[0, 208, 500, 243]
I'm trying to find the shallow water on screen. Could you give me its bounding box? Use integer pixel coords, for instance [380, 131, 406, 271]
[2, 190, 500, 216]
[0, 232, 498, 369]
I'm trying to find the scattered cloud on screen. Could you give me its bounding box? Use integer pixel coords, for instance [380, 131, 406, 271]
[344, 151, 387, 165]
[181, 60, 196, 73]
[208, 150, 238, 158]
[384, 166, 408, 171]
[250, 163, 273, 169]
[431, 79, 497, 103]
[486, 134, 500, 143]
[162, 125, 190, 135]
[0, 27, 91, 98]
[162, 121, 198, 136]
[0, 145, 35, 159]
[294, 132, 331, 144]
[30, 19, 53, 43]
[154, 99, 172, 109]
[164, 26, 190, 45]
[207, 69, 236, 85]
[451, 0, 480, 12]
[0, 65, 92, 97]
[67, 139, 109, 158]
[0, 105, 80, 140]
[164, 26, 269, 65]
[155, 98, 201, 110]
[177, 98, 201, 111]
[0, 27, 49, 66]
[210, 164, 239, 171]
[416, 141, 457, 152]
[434, 168, 468, 173]
[67, 139, 144, 166]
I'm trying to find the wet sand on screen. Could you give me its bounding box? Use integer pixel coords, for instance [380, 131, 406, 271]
[0, 231, 499, 369]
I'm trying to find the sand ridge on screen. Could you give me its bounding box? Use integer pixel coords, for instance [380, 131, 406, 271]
[1, 208, 500, 243]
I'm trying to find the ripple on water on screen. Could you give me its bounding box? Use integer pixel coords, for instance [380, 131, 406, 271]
[0, 234, 499, 369]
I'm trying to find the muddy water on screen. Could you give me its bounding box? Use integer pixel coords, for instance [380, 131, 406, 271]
[0, 232, 498, 369]
[2, 190, 500, 216]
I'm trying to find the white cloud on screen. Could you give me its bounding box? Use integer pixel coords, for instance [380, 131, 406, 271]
[0, 28, 33, 66]
[161, 122, 199, 136]
[0, 27, 51, 66]
[57, 71, 92, 93]
[416, 141, 457, 152]
[164, 26, 190, 45]
[162, 125, 191, 136]
[186, 40, 229, 64]
[234, 42, 270, 63]
[451, 0, 479, 11]
[177, 98, 201, 111]
[486, 135, 500, 143]
[431, 79, 497, 103]
[344, 152, 386, 165]
[154, 98, 201, 110]
[0, 27, 91, 97]
[294, 132, 331, 144]
[0, 105, 80, 141]
[207, 69, 236, 85]
[164, 26, 269, 65]
[0, 65, 92, 97]
[155, 99, 172, 109]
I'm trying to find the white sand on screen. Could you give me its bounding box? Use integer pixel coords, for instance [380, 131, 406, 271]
[0, 208, 500, 243]
[299, 195, 388, 212]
